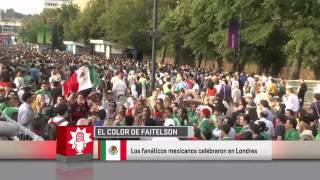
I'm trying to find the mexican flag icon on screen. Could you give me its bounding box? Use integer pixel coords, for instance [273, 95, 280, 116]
[98, 140, 127, 161]
[56, 126, 94, 162]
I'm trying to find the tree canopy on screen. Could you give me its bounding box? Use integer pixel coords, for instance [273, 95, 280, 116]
[19, 0, 320, 79]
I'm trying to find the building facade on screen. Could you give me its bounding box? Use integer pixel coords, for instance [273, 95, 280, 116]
[72, 0, 91, 12]
[0, 21, 21, 35]
[44, 0, 72, 9]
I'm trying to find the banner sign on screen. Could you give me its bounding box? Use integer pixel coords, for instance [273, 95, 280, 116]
[97, 140, 272, 161]
[228, 20, 240, 49]
[56, 126, 272, 162]
[94, 126, 194, 138]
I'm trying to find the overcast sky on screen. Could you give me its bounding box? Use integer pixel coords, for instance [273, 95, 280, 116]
[0, 0, 44, 15]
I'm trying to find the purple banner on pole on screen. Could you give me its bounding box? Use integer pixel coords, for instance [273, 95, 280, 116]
[228, 21, 240, 49]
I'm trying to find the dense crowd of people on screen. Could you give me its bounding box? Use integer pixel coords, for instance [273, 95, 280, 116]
[0, 46, 320, 141]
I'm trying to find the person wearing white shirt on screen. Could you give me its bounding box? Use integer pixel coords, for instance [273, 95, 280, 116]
[130, 83, 138, 99]
[247, 76, 255, 87]
[13, 71, 25, 90]
[256, 111, 275, 139]
[284, 86, 300, 112]
[49, 70, 62, 84]
[17, 92, 34, 130]
[214, 80, 222, 94]
[111, 74, 120, 86]
[112, 77, 127, 99]
[192, 79, 200, 95]
[48, 105, 69, 126]
[231, 84, 241, 104]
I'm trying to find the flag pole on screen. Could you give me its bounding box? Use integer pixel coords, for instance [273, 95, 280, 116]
[237, 1, 243, 73]
[151, 0, 158, 91]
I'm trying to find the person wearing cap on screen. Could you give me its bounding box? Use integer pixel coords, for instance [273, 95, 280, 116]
[199, 107, 214, 137]
[284, 118, 300, 140]
[283, 85, 300, 113]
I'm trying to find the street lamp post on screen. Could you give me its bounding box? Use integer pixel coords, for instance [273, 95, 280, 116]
[151, 0, 158, 90]
[237, 1, 243, 73]
[43, 17, 47, 46]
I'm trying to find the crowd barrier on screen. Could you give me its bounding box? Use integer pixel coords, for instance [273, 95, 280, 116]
[1, 116, 44, 141]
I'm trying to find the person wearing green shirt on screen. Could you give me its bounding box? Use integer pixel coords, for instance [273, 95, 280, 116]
[187, 104, 198, 125]
[284, 118, 300, 140]
[261, 132, 270, 140]
[23, 71, 32, 87]
[1, 92, 20, 120]
[239, 114, 251, 134]
[316, 130, 320, 141]
[139, 74, 148, 97]
[256, 121, 270, 140]
[162, 77, 172, 95]
[171, 102, 181, 126]
[0, 101, 8, 112]
[188, 110, 198, 125]
[2, 106, 18, 119]
[163, 107, 180, 126]
[199, 107, 214, 135]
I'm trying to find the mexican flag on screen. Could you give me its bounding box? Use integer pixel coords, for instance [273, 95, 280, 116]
[63, 66, 101, 97]
[98, 140, 127, 161]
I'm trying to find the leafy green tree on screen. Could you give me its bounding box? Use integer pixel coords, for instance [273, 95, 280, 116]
[265, 0, 320, 79]
[105, 0, 153, 55]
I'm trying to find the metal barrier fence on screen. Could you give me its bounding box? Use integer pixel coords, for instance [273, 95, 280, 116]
[1, 116, 44, 141]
